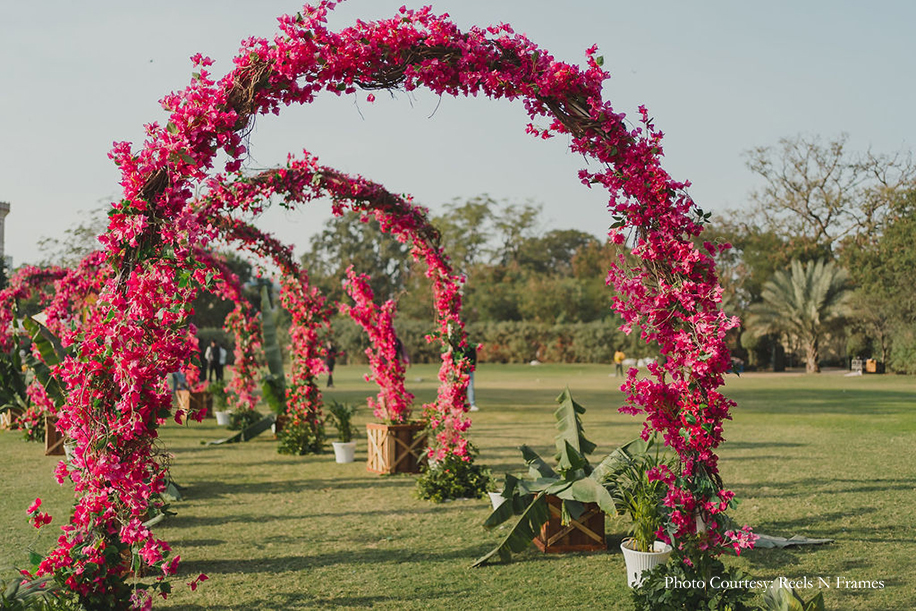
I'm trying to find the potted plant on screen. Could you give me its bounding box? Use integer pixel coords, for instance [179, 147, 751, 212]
[473, 389, 619, 565]
[327, 400, 358, 463]
[209, 379, 232, 426]
[613, 435, 674, 587]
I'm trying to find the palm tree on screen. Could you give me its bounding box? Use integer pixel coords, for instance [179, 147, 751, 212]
[746, 259, 852, 373]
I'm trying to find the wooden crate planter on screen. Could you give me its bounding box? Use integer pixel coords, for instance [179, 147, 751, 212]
[45, 415, 65, 456]
[533, 495, 606, 553]
[176, 390, 212, 418]
[1, 407, 23, 430]
[273, 414, 289, 437]
[366, 422, 428, 474]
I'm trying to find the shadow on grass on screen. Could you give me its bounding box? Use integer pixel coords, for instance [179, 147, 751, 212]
[732, 478, 914, 499]
[166, 538, 227, 548]
[729, 389, 916, 416]
[177, 544, 485, 576]
[181, 476, 416, 501]
[719, 441, 806, 450]
[166, 501, 472, 529]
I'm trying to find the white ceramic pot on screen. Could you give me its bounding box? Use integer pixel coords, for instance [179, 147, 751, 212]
[488, 491, 507, 510]
[332, 440, 357, 463]
[64, 441, 77, 463]
[621, 539, 673, 588]
[215, 411, 231, 426]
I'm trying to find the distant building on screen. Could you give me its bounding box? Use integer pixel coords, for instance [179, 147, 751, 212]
[0, 201, 9, 271]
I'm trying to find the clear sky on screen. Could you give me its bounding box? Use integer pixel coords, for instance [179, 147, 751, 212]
[2, 0, 913, 267]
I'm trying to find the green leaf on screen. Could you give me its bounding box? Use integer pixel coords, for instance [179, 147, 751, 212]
[553, 388, 597, 469]
[472, 493, 550, 567]
[22, 318, 68, 407]
[595, 55, 604, 66]
[559, 477, 617, 515]
[208, 414, 276, 445]
[260, 285, 287, 394]
[520, 445, 556, 479]
[483, 474, 534, 528]
[28, 551, 43, 569]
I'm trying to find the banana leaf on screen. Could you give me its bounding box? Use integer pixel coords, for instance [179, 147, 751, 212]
[763, 583, 825, 611]
[554, 477, 617, 515]
[208, 413, 276, 445]
[260, 285, 285, 384]
[472, 492, 550, 567]
[520, 445, 556, 479]
[21, 317, 67, 407]
[482, 474, 536, 528]
[553, 387, 596, 470]
[0, 344, 28, 412]
[474, 389, 627, 567]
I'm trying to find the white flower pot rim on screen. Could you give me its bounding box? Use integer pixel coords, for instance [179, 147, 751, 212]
[621, 539, 672, 555]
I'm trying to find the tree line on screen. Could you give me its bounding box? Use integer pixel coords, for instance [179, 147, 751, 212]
[18, 133, 915, 372]
[710, 133, 916, 373]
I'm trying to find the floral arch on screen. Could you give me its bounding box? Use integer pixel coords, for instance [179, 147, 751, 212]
[196, 151, 473, 455]
[29, 2, 751, 606]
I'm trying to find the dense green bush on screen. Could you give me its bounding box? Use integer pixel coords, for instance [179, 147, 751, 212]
[416, 448, 493, 503]
[227, 409, 263, 431]
[632, 554, 756, 611]
[889, 326, 916, 374]
[277, 419, 326, 456]
[326, 316, 653, 365]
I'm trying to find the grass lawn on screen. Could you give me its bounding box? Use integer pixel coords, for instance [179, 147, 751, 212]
[1, 364, 914, 610]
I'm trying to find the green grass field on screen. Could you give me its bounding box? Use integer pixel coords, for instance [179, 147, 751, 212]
[2, 364, 914, 610]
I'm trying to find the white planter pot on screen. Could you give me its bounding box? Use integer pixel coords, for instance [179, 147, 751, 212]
[215, 411, 231, 426]
[488, 491, 507, 510]
[332, 440, 357, 464]
[64, 441, 76, 463]
[621, 539, 673, 588]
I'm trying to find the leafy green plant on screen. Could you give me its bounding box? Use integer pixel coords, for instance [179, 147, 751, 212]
[21, 318, 67, 407]
[277, 418, 326, 456]
[208, 379, 229, 410]
[609, 435, 670, 552]
[472, 388, 620, 566]
[416, 445, 492, 503]
[632, 553, 756, 611]
[763, 582, 825, 611]
[326, 400, 357, 443]
[0, 342, 29, 417]
[228, 408, 263, 431]
[0, 573, 81, 610]
[260, 285, 287, 415]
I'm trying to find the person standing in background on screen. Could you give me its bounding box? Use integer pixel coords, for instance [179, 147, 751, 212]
[218, 343, 226, 382]
[614, 348, 626, 377]
[465, 342, 479, 412]
[199, 343, 209, 383]
[325, 342, 337, 388]
[206, 340, 223, 382]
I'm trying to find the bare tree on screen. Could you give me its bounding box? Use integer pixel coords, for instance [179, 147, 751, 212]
[744, 134, 915, 251]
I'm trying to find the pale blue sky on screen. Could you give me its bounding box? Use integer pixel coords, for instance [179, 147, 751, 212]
[2, 1, 913, 266]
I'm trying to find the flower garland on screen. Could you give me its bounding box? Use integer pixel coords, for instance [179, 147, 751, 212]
[32, 3, 751, 606]
[340, 267, 414, 423]
[192, 249, 260, 412]
[279, 272, 331, 438]
[0, 266, 67, 352]
[197, 153, 474, 459]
